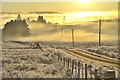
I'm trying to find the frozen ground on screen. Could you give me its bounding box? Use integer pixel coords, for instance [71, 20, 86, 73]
[2, 41, 66, 78]
[86, 46, 118, 59]
[2, 41, 119, 78]
[42, 41, 119, 60]
[42, 41, 119, 78]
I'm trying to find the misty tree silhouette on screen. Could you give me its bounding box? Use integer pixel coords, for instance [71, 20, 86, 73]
[37, 16, 46, 23]
[3, 14, 30, 40]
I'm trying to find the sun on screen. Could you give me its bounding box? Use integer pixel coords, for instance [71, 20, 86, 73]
[79, 0, 90, 2]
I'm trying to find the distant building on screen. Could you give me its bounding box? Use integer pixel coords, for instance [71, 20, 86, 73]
[32, 16, 46, 23]
[3, 14, 30, 40]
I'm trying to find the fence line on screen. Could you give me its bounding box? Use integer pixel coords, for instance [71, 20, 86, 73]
[52, 52, 93, 79]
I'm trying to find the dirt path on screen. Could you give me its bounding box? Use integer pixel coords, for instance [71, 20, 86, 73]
[60, 48, 119, 69]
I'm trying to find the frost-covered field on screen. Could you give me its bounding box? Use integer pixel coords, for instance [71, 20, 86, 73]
[39, 41, 119, 78]
[2, 41, 67, 78]
[86, 46, 118, 59]
[42, 41, 119, 60]
[2, 41, 119, 78]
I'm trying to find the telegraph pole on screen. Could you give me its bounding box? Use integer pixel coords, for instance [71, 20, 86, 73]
[61, 28, 63, 37]
[72, 29, 75, 47]
[99, 19, 102, 46]
[63, 15, 66, 24]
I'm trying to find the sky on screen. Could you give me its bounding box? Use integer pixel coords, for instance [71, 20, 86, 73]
[1, 2, 118, 13]
[1, 2, 118, 24]
[0, 1, 118, 42]
[0, 0, 119, 2]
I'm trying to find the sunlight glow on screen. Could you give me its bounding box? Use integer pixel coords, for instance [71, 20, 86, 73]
[66, 12, 104, 18]
[79, 0, 90, 2]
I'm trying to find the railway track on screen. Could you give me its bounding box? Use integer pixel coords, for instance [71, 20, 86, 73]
[60, 48, 120, 68]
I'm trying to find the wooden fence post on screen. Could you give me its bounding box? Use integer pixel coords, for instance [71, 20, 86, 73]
[85, 64, 88, 80]
[69, 59, 71, 69]
[60, 56, 62, 62]
[74, 61, 77, 78]
[67, 59, 70, 68]
[77, 61, 81, 79]
[57, 55, 59, 61]
[94, 69, 97, 80]
[82, 63, 84, 79]
[53, 53, 55, 60]
[66, 58, 68, 68]
[71, 59, 75, 74]
[63, 57, 66, 68]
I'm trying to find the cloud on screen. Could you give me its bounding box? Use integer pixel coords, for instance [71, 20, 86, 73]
[2, 12, 22, 14]
[28, 11, 61, 14]
[92, 19, 118, 22]
[28, 20, 118, 38]
[2, 17, 12, 19]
